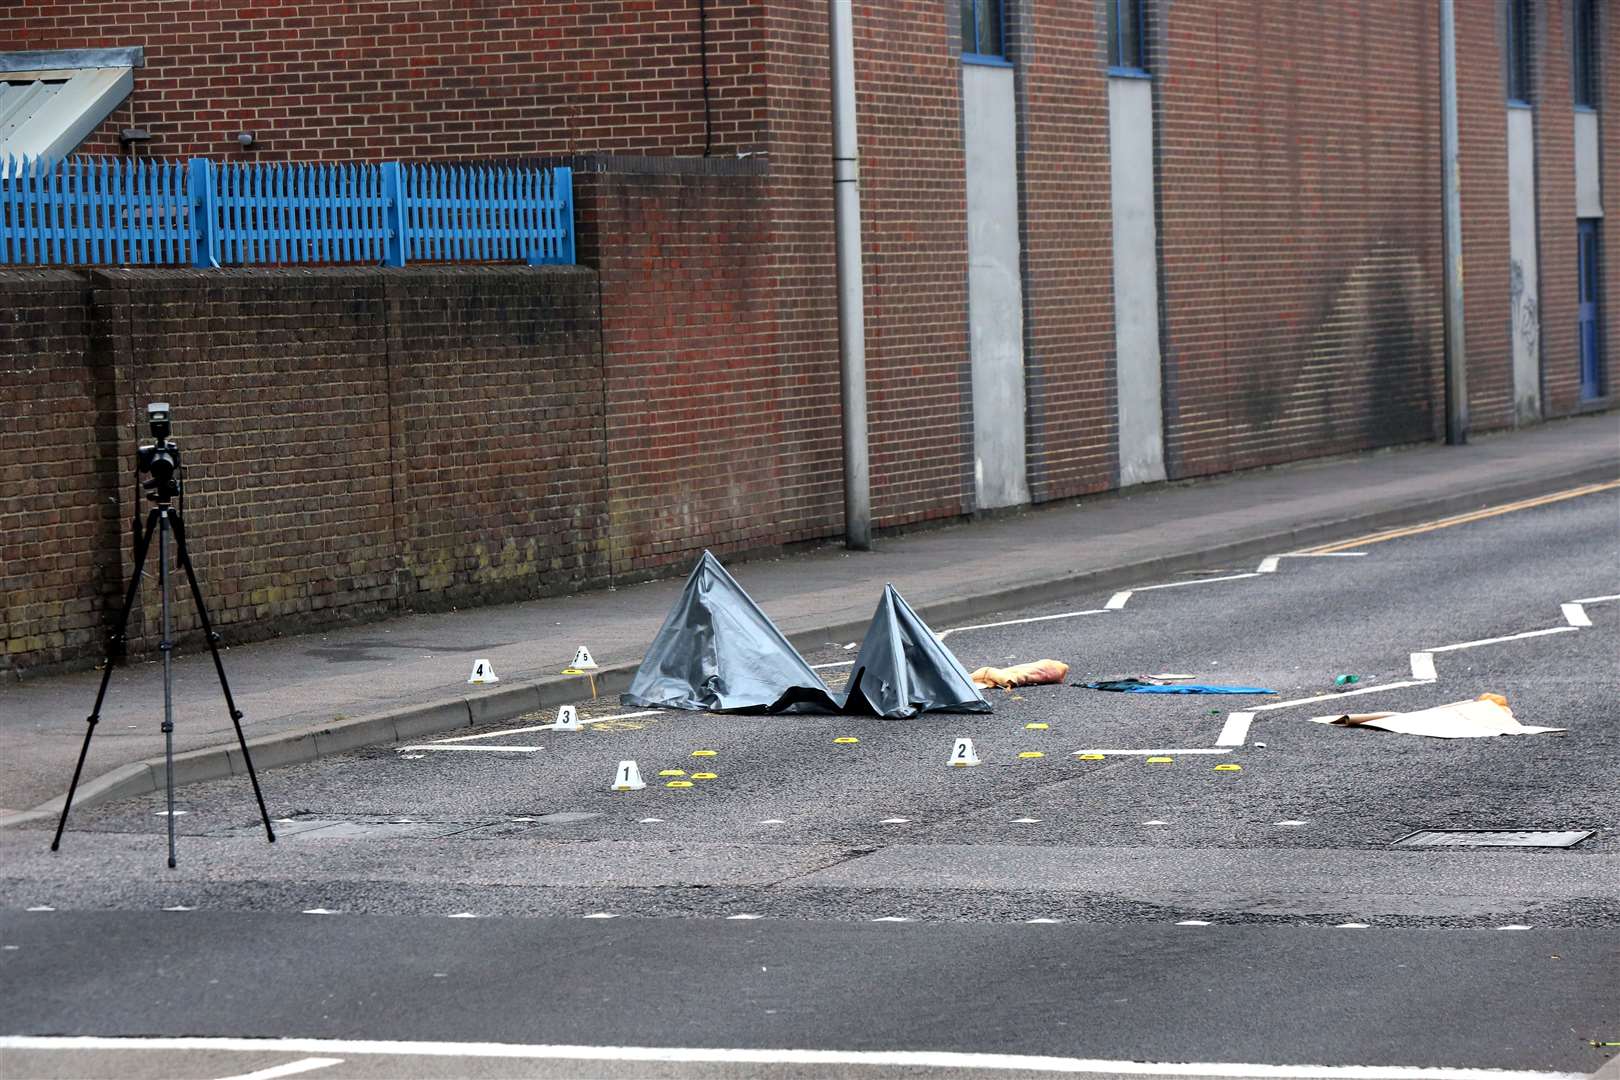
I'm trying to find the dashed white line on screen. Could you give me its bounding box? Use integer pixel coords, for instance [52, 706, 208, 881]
[1561, 603, 1592, 627]
[162, 905, 196, 912]
[1409, 652, 1437, 680]
[758, 819, 786, 825]
[581, 913, 618, 920]
[1011, 817, 1041, 824]
[1335, 923, 1370, 929]
[1274, 820, 1308, 827]
[1257, 556, 1281, 573]
[871, 916, 913, 923]
[810, 660, 856, 669]
[880, 817, 911, 824]
[1025, 918, 1061, 924]
[396, 745, 542, 754]
[429, 711, 662, 745]
[1497, 924, 1533, 931]
[1216, 712, 1254, 747]
[1571, 593, 1620, 605]
[1175, 920, 1211, 926]
[300, 909, 339, 916]
[446, 913, 479, 919]
[25, 906, 54, 912]
[0, 1037, 1586, 1080]
[1142, 820, 1170, 826]
[1105, 591, 1132, 610]
[725, 914, 765, 920]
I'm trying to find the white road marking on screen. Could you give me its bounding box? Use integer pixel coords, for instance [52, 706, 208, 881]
[638, 818, 664, 824]
[1274, 820, 1308, 827]
[1409, 652, 1437, 680]
[1025, 918, 1061, 924]
[1253, 680, 1429, 714]
[446, 913, 479, 919]
[581, 913, 618, 920]
[1216, 712, 1254, 747]
[154, 810, 189, 816]
[1497, 924, 1533, 931]
[1335, 923, 1370, 929]
[1571, 592, 1620, 604]
[880, 817, 911, 824]
[1105, 591, 1132, 610]
[300, 909, 338, 915]
[0, 1038, 1587, 1080]
[396, 745, 542, 754]
[1012, 817, 1041, 824]
[162, 906, 196, 912]
[1281, 552, 1367, 558]
[210, 1058, 344, 1080]
[1175, 920, 1211, 926]
[1072, 748, 1232, 756]
[429, 710, 663, 745]
[810, 660, 856, 669]
[759, 819, 786, 825]
[871, 916, 913, 922]
[25, 906, 54, 912]
[1561, 603, 1592, 627]
[1142, 820, 1170, 826]
[725, 914, 764, 920]
[1257, 556, 1281, 573]
[938, 608, 1109, 640]
[1425, 626, 1578, 652]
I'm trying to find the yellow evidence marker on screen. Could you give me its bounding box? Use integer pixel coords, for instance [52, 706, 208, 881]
[691, 750, 718, 757]
[1076, 753, 1106, 761]
[1025, 723, 1049, 730]
[1146, 756, 1173, 764]
[690, 772, 719, 780]
[1214, 763, 1243, 772]
[834, 737, 860, 744]
[666, 780, 694, 789]
[1018, 751, 1045, 759]
[658, 769, 686, 777]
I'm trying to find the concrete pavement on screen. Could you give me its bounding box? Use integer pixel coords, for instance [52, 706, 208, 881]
[2, 412, 1615, 825]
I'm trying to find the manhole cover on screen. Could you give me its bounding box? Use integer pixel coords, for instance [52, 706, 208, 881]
[1392, 829, 1593, 848]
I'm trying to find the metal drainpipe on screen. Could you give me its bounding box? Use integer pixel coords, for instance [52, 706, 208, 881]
[1440, 0, 1469, 444]
[830, 0, 872, 550]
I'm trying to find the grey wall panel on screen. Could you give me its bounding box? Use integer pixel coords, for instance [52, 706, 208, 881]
[1108, 75, 1166, 486]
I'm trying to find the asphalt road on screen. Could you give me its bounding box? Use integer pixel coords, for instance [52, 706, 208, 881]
[2, 489, 1617, 1078]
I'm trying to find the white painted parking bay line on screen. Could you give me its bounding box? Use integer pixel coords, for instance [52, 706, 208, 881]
[1216, 712, 1254, 747]
[0, 1038, 1587, 1080]
[1410, 652, 1436, 680]
[212, 1058, 344, 1080]
[1105, 591, 1132, 610]
[938, 608, 1109, 639]
[396, 745, 542, 753]
[430, 710, 663, 744]
[1108, 572, 1262, 611]
[1257, 552, 1367, 572]
[811, 660, 856, 669]
[1072, 748, 1233, 756]
[1561, 603, 1592, 627]
[1571, 592, 1620, 604]
[1424, 626, 1578, 652]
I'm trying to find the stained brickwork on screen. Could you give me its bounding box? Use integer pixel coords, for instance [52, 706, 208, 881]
[2, 1, 766, 160]
[1535, 0, 1582, 418]
[1156, 1, 1444, 479]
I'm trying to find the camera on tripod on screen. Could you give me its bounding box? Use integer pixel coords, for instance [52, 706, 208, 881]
[136, 402, 181, 503]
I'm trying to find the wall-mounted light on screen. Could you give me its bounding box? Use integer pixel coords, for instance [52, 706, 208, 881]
[118, 127, 151, 148]
[236, 131, 257, 149]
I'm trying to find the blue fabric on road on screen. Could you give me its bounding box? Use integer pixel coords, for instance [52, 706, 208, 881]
[1082, 679, 1277, 695]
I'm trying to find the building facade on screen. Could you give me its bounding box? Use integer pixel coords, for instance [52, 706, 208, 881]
[1, 1, 1611, 672]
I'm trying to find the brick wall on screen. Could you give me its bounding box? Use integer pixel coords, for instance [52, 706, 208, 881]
[1, 266, 606, 674]
[0, 271, 117, 668]
[3, 0, 766, 160]
[1006, 0, 1117, 502]
[1156, 0, 1444, 478]
[1535, 0, 1583, 417]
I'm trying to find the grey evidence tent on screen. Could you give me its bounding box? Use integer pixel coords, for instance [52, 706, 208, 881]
[620, 550, 839, 713]
[621, 551, 990, 719]
[842, 584, 991, 718]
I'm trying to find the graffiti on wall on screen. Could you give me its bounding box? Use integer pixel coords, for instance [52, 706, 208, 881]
[1509, 258, 1540, 361]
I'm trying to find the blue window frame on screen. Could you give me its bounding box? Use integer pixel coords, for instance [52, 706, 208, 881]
[1573, 0, 1598, 109]
[1506, 0, 1532, 104]
[1579, 219, 1605, 399]
[961, 0, 1003, 58]
[1107, 0, 1146, 73]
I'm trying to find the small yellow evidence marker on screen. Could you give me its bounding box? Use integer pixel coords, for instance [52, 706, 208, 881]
[1076, 753, 1105, 761]
[1146, 756, 1173, 764]
[658, 769, 686, 777]
[1214, 763, 1242, 772]
[834, 737, 860, 744]
[691, 750, 718, 757]
[690, 772, 718, 780]
[1018, 751, 1044, 759]
[666, 780, 694, 788]
[1025, 723, 1049, 730]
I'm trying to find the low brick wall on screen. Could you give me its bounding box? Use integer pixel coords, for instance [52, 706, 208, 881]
[2, 266, 608, 675]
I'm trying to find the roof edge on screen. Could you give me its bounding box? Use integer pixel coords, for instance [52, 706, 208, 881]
[0, 47, 144, 74]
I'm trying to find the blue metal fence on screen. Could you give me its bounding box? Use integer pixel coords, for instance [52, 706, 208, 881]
[0, 156, 574, 268]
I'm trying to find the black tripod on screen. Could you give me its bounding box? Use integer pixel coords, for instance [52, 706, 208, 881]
[51, 495, 276, 867]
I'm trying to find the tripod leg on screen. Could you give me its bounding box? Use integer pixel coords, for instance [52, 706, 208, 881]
[52, 509, 160, 852]
[168, 510, 276, 844]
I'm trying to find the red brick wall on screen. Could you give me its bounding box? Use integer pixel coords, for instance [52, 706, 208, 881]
[577, 161, 807, 577]
[1007, 1, 1117, 501]
[1455, 1, 1516, 431]
[1536, 0, 1583, 417]
[850, 1, 974, 525]
[1156, 1, 1444, 478]
[1, 266, 609, 674]
[0, 270, 118, 668]
[2, 0, 767, 160]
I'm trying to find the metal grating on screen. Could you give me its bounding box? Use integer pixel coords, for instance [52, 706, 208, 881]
[1392, 829, 1593, 848]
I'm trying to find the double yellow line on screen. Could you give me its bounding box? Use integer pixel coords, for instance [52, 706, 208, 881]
[1304, 478, 1620, 554]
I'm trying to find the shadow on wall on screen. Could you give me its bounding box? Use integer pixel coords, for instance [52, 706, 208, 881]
[1239, 242, 1439, 450]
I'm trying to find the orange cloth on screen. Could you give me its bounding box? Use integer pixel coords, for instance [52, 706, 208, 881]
[968, 659, 1070, 689]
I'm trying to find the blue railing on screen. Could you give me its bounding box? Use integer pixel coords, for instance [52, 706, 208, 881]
[1, 156, 574, 268]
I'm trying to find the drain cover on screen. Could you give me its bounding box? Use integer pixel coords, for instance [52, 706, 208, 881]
[1393, 829, 1593, 848]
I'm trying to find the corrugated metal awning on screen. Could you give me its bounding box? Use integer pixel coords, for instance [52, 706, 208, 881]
[0, 48, 141, 164]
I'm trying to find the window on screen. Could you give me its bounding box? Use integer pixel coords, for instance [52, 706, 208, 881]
[961, 0, 1003, 58]
[1108, 0, 1146, 72]
[1506, 0, 1532, 104]
[1573, 0, 1598, 108]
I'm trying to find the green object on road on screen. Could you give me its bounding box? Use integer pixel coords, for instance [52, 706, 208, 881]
[1335, 674, 1361, 686]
